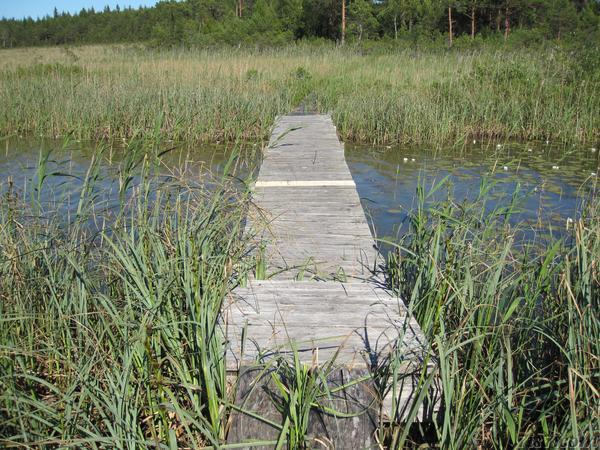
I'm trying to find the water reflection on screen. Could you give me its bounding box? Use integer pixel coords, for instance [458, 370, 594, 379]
[1, 137, 597, 247]
[346, 141, 599, 244]
[0, 137, 257, 220]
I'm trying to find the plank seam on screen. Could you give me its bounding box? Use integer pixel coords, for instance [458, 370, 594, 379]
[255, 180, 356, 187]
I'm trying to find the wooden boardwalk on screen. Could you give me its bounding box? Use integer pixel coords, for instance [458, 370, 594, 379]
[224, 115, 437, 447]
[246, 114, 379, 280]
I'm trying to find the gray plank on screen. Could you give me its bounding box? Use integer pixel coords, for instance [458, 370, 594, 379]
[225, 115, 437, 441]
[226, 367, 379, 449]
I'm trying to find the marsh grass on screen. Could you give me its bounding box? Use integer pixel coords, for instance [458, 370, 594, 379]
[1, 141, 598, 447]
[383, 179, 599, 448]
[0, 140, 255, 447]
[0, 43, 598, 447]
[0, 44, 598, 146]
[221, 174, 598, 448]
[322, 48, 599, 145]
[0, 46, 315, 143]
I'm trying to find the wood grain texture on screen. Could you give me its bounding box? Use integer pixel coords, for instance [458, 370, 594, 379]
[227, 367, 380, 449]
[245, 115, 380, 278]
[225, 115, 438, 445]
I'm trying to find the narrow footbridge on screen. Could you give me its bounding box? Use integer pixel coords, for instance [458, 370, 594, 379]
[224, 114, 438, 448]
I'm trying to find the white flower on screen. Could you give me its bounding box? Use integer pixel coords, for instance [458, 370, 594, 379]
[552, 165, 559, 170]
[403, 157, 408, 162]
[566, 217, 574, 230]
[503, 166, 508, 171]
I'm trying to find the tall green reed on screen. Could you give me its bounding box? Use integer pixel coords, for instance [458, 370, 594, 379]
[1, 45, 597, 146]
[384, 179, 598, 448]
[0, 140, 253, 447]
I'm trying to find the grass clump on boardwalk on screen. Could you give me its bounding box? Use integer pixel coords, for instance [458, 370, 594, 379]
[384, 180, 599, 448]
[0, 44, 598, 146]
[0, 142, 253, 447]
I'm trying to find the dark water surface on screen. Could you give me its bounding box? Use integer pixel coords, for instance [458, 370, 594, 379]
[0, 137, 256, 219]
[346, 141, 598, 243]
[1, 137, 597, 244]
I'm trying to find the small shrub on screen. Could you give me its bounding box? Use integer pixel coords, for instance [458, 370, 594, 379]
[293, 66, 311, 80]
[244, 68, 259, 81]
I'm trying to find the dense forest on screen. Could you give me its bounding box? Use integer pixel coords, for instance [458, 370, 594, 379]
[1, 0, 599, 48]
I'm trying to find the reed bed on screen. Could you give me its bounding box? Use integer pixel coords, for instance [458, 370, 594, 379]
[0, 43, 598, 448]
[0, 46, 316, 143]
[0, 44, 598, 146]
[0, 141, 255, 447]
[384, 179, 599, 448]
[1, 141, 597, 447]
[320, 48, 599, 145]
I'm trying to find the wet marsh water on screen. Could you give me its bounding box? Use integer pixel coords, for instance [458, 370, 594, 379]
[0, 138, 256, 221]
[1, 137, 597, 244]
[347, 141, 598, 244]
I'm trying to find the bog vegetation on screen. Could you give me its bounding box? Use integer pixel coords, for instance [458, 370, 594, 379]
[0, 44, 598, 145]
[0, 1, 599, 448]
[0, 147, 597, 447]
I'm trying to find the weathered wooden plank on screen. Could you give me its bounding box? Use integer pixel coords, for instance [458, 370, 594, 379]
[225, 280, 428, 368]
[253, 186, 360, 195]
[226, 367, 380, 450]
[231, 280, 391, 292]
[225, 114, 437, 446]
[255, 180, 355, 187]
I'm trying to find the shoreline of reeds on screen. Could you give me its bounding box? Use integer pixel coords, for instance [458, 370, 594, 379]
[0, 44, 598, 147]
[0, 139, 597, 447]
[384, 179, 599, 447]
[1, 42, 598, 447]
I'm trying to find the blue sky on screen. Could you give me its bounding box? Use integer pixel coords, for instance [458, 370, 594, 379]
[0, 1, 159, 20]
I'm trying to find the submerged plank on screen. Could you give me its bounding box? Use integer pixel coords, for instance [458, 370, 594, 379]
[227, 366, 379, 449]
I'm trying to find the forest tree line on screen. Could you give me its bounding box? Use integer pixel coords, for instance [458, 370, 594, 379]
[1, 0, 599, 48]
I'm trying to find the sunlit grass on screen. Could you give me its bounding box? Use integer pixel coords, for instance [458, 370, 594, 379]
[1, 144, 597, 447]
[0, 141, 254, 447]
[0, 44, 597, 146]
[383, 179, 599, 447]
[0, 43, 598, 448]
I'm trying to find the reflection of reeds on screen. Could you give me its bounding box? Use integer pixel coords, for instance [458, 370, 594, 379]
[1, 45, 597, 146]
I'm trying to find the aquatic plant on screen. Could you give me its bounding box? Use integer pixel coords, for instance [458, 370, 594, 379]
[0, 140, 253, 447]
[0, 141, 598, 447]
[383, 179, 599, 447]
[0, 44, 598, 146]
